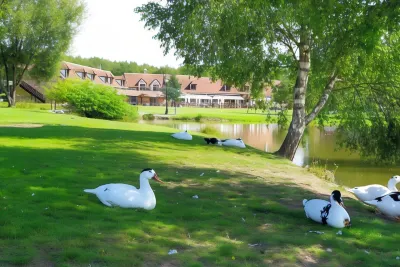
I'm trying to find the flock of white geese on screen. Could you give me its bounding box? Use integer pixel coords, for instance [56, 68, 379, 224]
[83, 130, 400, 229]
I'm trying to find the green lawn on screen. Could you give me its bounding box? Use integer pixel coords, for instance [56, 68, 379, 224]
[138, 105, 286, 123]
[0, 108, 399, 266]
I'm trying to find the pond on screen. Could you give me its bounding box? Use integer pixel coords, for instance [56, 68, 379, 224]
[141, 120, 400, 188]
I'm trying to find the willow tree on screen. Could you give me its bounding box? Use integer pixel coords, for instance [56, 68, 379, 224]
[0, 0, 84, 107]
[136, 1, 400, 162]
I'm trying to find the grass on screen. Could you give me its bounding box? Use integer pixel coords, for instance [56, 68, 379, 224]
[0, 107, 399, 266]
[138, 106, 288, 123]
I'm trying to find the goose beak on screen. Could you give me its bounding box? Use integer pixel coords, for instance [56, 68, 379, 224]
[152, 173, 163, 183]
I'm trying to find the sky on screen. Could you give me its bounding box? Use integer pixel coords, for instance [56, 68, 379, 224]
[69, 0, 182, 68]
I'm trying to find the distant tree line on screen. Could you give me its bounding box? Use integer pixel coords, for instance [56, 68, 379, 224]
[63, 55, 205, 76]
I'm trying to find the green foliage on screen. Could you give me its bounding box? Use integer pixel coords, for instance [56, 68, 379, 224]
[63, 55, 165, 76]
[200, 125, 222, 137]
[163, 74, 182, 101]
[47, 79, 135, 120]
[194, 114, 203, 122]
[0, 0, 85, 106]
[142, 113, 155, 120]
[136, 0, 400, 163]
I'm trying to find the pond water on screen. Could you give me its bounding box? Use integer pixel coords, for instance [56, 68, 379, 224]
[142, 120, 400, 188]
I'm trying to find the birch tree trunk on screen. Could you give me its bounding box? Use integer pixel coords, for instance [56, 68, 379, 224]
[276, 34, 310, 160]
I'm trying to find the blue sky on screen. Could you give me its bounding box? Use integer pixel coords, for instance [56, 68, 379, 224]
[70, 0, 182, 68]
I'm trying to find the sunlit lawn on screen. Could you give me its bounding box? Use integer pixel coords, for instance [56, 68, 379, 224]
[138, 105, 287, 123]
[0, 108, 398, 266]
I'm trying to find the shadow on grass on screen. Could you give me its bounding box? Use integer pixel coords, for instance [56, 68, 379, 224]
[0, 125, 398, 267]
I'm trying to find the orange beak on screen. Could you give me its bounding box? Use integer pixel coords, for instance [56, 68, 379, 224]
[152, 173, 163, 183]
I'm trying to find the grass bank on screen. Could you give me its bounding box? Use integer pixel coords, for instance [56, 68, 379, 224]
[139, 106, 288, 123]
[0, 108, 398, 266]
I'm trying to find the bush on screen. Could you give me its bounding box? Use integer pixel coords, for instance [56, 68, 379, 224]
[200, 125, 222, 137]
[46, 79, 137, 121]
[194, 114, 203, 122]
[142, 113, 155, 120]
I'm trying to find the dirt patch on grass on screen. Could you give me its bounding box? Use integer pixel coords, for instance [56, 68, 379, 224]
[0, 123, 44, 128]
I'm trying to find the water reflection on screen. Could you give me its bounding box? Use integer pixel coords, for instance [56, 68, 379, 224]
[142, 120, 400, 188]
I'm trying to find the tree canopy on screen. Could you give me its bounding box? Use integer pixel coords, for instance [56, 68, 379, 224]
[136, 0, 400, 163]
[0, 0, 85, 106]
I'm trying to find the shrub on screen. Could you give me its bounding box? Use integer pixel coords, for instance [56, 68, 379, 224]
[142, 113, 155, 120]
[194, 114, 203, 122]
[46, 79, 137, 121]
[200, 125, 222, 137]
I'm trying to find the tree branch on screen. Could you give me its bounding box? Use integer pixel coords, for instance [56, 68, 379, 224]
[305, 70, 337, 125]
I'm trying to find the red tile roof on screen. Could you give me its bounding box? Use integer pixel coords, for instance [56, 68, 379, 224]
[123, 73, 164, 88]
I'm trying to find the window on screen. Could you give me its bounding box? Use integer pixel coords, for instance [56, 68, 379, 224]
[87, 73, 94, 80]
[220, 85, 231, 91]
[99, 76, 106, 83]
[60, 69, 68, 78]
[139, 82, 146, 90]
[244, 85, 250, 91]
[76, 72, 84, 79]
[116, 79, 122, 86]
[190, 84, 197, 90]
[152, 83, 160, 91]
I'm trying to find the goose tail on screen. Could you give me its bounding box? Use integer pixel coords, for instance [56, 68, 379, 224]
[302, 199, 308, 206]
[204, 138, 211, 144]
[84, 189, 97, 194]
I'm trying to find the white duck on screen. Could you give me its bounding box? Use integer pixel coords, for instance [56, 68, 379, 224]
[364, 192, 400, 221]
[171, 130, 192, 140]
[346, 175, 400, 202]
[84, 168, 163, 210]
[303, 190, 351, 228]
[221, 138, 246, 148]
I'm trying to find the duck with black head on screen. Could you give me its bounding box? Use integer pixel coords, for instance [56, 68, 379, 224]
[303, 190, 351, 228]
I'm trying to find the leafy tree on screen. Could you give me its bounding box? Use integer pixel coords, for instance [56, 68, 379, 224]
[136, 1, 400, 162]
[0, 0, 84, 107]
[161, 74, 181, 115]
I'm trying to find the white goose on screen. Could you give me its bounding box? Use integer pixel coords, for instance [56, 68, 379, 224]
[364, 192, 400, 221]
[221, 138, 246, 148]
[171, 130, 192, 140]
[84, 169, 163, 210]
[303, 190, 351, 228]
[346, 175, 400, 202]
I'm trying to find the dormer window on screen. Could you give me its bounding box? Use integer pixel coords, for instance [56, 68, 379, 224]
[244, 85, 250, 91]
[76, 72, 84, 79]
[220, 85, 231, 91]
[151, 80, 161, 91]
[60, 69, 68, 78]
[87, 73, 94, 81]
[99, 76, 106, 83]
[116, 79, 122, 86]
[139, 81, 146, 90]
[190, 84, 197, 90]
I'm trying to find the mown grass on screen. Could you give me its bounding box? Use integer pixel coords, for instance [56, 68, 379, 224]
[0, 107, 399, 266]
[138, 106, 288, 123]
